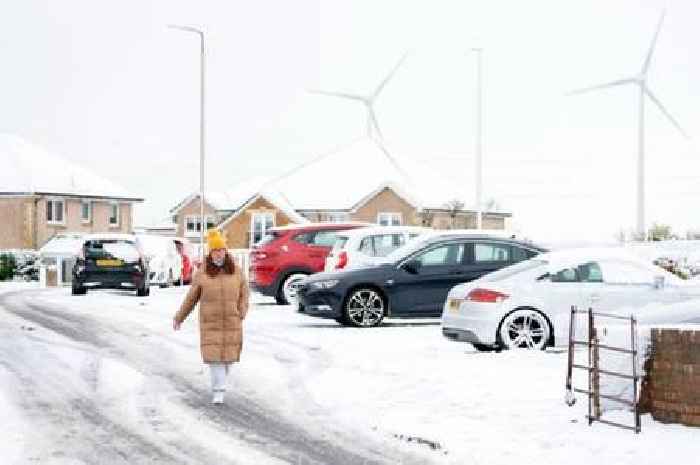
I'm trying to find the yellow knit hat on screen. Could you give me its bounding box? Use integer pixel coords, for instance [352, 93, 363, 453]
[206, 228, 227, 251]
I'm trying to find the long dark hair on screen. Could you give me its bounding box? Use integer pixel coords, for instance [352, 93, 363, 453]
[205, 252, 236, 278]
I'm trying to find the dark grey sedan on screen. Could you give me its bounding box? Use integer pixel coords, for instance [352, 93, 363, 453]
[297, 233, 547, 327]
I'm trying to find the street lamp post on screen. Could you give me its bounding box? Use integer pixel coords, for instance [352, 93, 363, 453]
[472, 47, 483, 230]
[168, 25, 206, 264]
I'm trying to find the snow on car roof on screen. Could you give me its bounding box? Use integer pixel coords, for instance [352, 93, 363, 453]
[269, 222, 370, 232]
[335, 225, 430, 239]
[0, 134, 141, 200]
[83, 233, 137, 242]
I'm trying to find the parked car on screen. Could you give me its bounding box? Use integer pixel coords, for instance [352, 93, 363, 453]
[324, 226, 429, 272]
[297, 232, 546, 327]
[136, 234, 183, 288]
[440, 248, 700, 351]
[173, 237, 195, 284]
[72, 234, 150, 296]
[249, 223, 369, 305]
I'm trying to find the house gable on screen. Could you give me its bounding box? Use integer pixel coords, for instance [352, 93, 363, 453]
[350, 186, 419, 226]
[218, 195, 296, 249]
[174, 195, 220, 239]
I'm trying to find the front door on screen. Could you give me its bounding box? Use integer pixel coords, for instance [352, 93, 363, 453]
[389, 242, 467, 316]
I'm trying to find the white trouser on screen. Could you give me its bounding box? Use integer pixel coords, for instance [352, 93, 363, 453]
[208, 362, 231, 392]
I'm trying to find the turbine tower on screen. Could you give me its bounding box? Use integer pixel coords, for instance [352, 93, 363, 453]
[309, 53, 408, 142]
[568, 10, 688, 239]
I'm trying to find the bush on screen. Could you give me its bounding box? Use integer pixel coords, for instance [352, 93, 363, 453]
[0, 253, 17, 281]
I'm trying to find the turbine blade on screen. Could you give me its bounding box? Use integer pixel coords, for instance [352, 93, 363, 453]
[566, 78, 634, 96]
[370, 108, 384, 141]
[645, 88, 689, 139]
[372, 52, 409, 100]
[307, 89, 367, 102]
[642, 10, 666, 74]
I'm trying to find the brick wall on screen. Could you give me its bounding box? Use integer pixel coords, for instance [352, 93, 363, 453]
[220, 196, 295, 249]
[640, 328, 700, 427]
[36, 198, 134, 248]
[173, 196, 219, 240]
[351, 187, 419, 225]
[0, 197, 35, 249]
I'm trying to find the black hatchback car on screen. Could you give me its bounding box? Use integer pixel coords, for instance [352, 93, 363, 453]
[297, 233, 547, 327]
[72, 234, 150, 296]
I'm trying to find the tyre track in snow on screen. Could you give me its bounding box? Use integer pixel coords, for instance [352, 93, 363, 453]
[0, 290, 431, 465]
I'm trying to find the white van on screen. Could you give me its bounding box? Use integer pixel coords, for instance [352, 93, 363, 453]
[136, 235, 183, 288]
[325, 226, 429, 272]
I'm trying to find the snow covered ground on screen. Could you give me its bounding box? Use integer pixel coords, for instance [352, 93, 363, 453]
[1, 282, 698, 464]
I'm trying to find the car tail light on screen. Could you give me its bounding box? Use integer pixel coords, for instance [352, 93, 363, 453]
[466, 288, 509, 303]
[335, 251, 348, 269]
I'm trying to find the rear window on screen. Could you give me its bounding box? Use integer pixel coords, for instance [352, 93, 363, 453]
[258, 231, 283, 247]
[85, 240, 140, 262]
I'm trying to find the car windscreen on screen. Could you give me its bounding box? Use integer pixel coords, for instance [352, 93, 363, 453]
[382, 234, 437, 263]
[480, 259, 548, 282]
[85, 240, 140, 263]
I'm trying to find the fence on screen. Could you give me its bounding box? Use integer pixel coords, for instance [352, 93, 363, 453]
[229, 249, 251, 281]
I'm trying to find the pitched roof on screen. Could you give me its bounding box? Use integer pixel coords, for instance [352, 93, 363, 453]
[268, 138, 481, 212]
[0, 134, 142, 201]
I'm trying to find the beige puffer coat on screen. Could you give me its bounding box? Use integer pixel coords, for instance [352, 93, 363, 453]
[174, 266, 250, 362]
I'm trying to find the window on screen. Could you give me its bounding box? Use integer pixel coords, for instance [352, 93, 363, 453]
[377, 212, 402, 226]
[46, 199, 65, 224]
[251, 212, 275, 246]
[550, 267, 579, 283]
[109, 203, 120, 227]
[415, 243, 465, 267]
[578, 262, 603, 283]
[311, 230, 338, 247]
[359, 234, 405, 257]
[81, 201, 92, 223]
[326, 212, 349, 223]
[185, 215, 217, 237]
[474, 243, 511, 262]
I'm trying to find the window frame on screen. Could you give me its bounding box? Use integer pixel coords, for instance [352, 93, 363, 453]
[377, 212, 402, 226]
[81, 200, 92, 224]
[109, 202, 120, 228]
[46, 198, 66, 225]
[250, 212, 275, 246]
[184, 215, 217, 237]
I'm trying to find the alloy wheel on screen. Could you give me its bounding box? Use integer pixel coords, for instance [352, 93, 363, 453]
[344, 289, 385, 327]
[499, 310, 550, 350]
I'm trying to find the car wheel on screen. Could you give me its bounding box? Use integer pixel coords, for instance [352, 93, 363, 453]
[72, 284, 86, 296]
[343, 288, 385, 328]
[498, 309, 551, 350]
[278, 273, 308, 306]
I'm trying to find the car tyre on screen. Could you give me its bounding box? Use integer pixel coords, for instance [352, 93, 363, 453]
[277, 273, 308, 306]
[497, 309, 551, 350]
[71, 283, 87, 296]
[343, 288, 385, 328]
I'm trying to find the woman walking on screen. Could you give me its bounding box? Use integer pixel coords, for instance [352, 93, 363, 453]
[173, 229, 249, 404]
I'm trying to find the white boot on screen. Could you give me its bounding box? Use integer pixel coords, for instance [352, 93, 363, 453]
[212, 390, 224, 404]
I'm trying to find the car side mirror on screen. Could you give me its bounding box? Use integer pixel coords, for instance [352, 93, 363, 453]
[653, 276, 665, 290]
[402, 259, 422, 275]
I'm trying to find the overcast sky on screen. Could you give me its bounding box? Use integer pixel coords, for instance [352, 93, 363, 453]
[1, 0, 699, 242]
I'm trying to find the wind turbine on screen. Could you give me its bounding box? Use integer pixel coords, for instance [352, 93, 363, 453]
[309, 53, 409, 142]
[568, 10, 689, 240]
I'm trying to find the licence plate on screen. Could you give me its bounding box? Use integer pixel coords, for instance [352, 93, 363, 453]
[448, 299, 463, 313]
[96, 259, 123, 267]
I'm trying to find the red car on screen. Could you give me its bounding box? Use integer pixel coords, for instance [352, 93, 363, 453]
[250, 223, 368, 304]
[173, 238, 195, 285]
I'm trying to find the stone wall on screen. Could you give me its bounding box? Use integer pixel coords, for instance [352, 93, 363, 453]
[640, 328, 700, 427]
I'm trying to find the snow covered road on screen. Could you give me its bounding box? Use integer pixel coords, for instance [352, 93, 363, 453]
[0, 287, 429, 465]
[1, 284, 698, 465]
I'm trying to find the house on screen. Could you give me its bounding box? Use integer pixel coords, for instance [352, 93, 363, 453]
[0, 134, 144, 250]
[169, 138, 511, 249]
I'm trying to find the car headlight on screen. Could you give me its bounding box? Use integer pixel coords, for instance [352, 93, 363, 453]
[310, 279, 339, 290]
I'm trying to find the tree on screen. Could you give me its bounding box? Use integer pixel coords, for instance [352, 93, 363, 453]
[444, 199, 465, 229]
[648, 223, 673, 242]
[0, 253, 17, 281]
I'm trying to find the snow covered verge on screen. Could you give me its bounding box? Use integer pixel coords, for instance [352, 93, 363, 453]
[1, 285, 699, 464]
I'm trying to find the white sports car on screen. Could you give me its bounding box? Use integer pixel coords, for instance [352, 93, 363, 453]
[441, 248, 700, 351]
